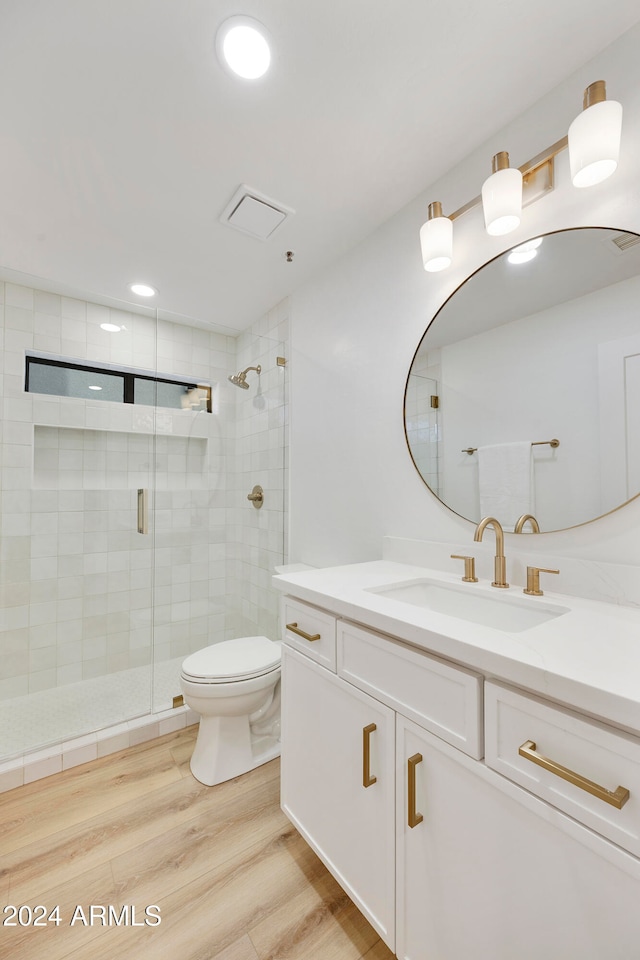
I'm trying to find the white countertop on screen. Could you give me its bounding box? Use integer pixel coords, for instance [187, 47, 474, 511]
[273, 560, 640, 735]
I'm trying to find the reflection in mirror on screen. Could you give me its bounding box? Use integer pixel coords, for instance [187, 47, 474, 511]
[405, 227, 640, 532]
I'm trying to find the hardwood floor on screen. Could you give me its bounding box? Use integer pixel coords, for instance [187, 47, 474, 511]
[0, 726, 395, 960]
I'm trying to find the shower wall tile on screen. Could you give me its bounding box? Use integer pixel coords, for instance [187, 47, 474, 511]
[0, 281, 289, 763]
[225, 299, 289, 642]
[0, 282, 236, 705]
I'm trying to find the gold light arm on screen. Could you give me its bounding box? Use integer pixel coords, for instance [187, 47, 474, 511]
[285, 622, 321, 642]
[519, 740, 630, 809]
[449, 138, 568, 223]
[363, 723, 377, 788]
[407, 753, 424, 828]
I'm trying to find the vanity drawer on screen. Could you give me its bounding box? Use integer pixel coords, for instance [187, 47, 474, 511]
[485, 681, 640, 857]
[281, 596, 337, 671]
[337, 621, 483, 758]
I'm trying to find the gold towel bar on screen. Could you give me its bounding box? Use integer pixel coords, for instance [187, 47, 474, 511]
[462, 439, 560, 455]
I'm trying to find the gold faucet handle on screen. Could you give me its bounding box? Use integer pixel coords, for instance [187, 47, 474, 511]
[451, 555, 478, 583]
[524, 566, 559, 596]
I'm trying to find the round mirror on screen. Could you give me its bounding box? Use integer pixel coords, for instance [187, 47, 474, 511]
[405, 227, 640, 532]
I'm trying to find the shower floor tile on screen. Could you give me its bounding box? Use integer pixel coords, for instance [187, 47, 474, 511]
[0, 658, 183, 760]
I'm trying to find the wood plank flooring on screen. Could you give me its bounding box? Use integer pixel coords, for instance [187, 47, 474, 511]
[0, 726, 395, 960]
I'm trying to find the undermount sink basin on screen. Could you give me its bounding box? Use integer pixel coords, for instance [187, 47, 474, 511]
[366, 579, 569, 633]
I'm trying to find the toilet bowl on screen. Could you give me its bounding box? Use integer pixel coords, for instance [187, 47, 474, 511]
[180, 635, 281, 786]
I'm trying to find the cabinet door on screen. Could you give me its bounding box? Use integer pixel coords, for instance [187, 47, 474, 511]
[396, 715, 640, 960]
[281, 645, 395, 948]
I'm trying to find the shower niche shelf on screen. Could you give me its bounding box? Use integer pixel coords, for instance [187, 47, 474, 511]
[33, 425, 210, 490]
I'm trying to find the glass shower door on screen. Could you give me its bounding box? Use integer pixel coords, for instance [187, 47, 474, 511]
[150, 316, 288, 713]
[0, 278, 157, 761]
[149, 309, 227, 712]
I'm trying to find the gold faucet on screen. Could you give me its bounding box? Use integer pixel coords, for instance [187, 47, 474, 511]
[514, 514, 540, 533]
[474, 516, 509, 588]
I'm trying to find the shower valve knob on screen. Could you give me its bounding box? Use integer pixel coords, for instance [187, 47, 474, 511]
[247, 485, 264, 508]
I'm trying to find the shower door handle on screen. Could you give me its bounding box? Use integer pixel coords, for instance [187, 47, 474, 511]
[137, 488, 149, 534]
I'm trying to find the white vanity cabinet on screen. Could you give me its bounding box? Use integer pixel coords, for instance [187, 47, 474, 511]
[281, 643, 396, 945]
[396, 714, 640, 960]
[279, 594, 640, 960]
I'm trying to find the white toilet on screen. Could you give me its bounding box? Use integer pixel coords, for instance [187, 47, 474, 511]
[180, 635, 282, 786]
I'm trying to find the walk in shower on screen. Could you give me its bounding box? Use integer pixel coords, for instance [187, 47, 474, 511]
[0, 274, 288, 769]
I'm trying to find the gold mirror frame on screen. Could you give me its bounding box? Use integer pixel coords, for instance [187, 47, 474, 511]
[404, 226, 640, 533]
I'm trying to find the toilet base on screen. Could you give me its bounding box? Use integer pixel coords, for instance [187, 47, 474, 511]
[189, 713, 280, 786]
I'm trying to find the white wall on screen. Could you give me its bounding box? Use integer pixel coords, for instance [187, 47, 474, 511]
[289, 23, 640, 575]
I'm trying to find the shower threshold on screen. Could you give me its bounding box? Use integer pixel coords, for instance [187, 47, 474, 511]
[0, 658, 186, 763]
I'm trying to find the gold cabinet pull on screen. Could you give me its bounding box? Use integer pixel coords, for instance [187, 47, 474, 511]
[407, 753, 424, 827]
[519, 740, 630, 809]
[362, 723, 377, 788]
[285, 622, 321, 642]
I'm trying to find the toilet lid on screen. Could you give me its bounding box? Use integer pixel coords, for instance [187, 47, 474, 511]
[181, 636, 281, 682]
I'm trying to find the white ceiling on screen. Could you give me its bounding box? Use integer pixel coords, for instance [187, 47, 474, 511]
[418, 228, 640, 350]
[1, 0, 639, 333]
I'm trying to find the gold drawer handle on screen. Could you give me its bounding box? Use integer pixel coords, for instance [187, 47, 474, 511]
[519, 740, 630, 810]
[363, 723, 377, 788]
[285, 622, 321, 642]
[408, 753, 423, 828]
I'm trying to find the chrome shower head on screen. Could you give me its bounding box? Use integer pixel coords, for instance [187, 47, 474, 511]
[228, 364, 261, 389]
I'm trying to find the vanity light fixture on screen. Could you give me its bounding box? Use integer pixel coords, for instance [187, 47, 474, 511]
[568, 81, 623, 188]
[419, 201, 453, 272]
[216, 16, 271, 80]
[419, 80, 621, 271]
[507, 237, 543, 265]
[129, 283, 157, 297]
[482, 152, 522, 236]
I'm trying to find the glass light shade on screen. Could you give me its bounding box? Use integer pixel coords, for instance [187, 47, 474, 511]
[420, 215, 453, 272]
[482, 167, 522, 236]
[568, 99, 622, 188]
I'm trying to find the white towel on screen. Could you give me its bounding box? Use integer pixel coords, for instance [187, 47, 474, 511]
[477, 442, 534, 528]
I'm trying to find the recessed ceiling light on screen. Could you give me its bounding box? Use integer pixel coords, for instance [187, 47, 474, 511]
[100, 322, 122, 333]
[129, 283, 157, 297]
[216, 16, 271, 80]
[88, 385, 102, 391]
[507, 237, 543, 265]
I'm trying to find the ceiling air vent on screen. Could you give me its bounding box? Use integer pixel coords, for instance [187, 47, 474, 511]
[609, 231, 640, 254]
[219, 184, 294, 241]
